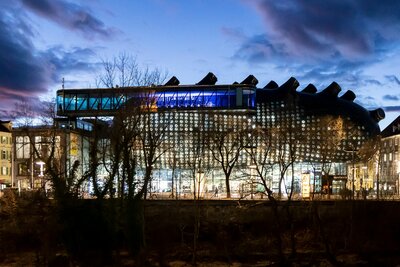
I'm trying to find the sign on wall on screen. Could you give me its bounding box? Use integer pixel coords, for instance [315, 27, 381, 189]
[70, 133, 78, 156]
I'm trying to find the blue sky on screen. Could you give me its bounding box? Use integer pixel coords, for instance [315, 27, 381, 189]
[1, 0, 399, 128]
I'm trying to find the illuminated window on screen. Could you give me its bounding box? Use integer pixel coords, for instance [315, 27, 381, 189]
[0, 166, 7, 175]
[18, 163, 28, 176]
[16, 136, 30, 159]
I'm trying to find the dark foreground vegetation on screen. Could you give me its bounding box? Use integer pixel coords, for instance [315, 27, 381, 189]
[1, 190, 400, 266]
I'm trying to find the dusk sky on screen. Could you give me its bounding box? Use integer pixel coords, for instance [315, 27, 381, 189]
[1, 0, 400, 128]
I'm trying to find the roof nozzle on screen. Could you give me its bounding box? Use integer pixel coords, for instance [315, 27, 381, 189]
[340, 90, 356, 102]
[240, 75, 258, 86]
[164, 76, 180, 86]
[301, 84, 317, 94]
[320, 82, 341, 97]
[264, 80, 279, 89]
[196, 72, 217, 85]
[279, 77, 299, 93]
[370, 108, 385, 122]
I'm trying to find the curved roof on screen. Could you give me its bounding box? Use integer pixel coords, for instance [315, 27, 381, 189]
[256, 77, 384, 136]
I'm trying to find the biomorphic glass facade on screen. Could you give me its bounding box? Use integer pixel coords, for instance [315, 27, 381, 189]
[55, 74, 384, 197]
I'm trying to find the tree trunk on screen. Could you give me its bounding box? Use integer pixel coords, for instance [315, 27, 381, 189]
[142, 165, 153, 200]
[225, 176, 231, 198]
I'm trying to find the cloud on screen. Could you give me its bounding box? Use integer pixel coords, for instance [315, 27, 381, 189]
[43, 46, 98, 81]
[354, 95, 378, 109]
[0, 4, 49, 97]
[221, 27, 246, 41]
[0, 2, 99, 115]
[233, 34, 289, 63]
[230, 0, 400, 99]
[20, 0, 116, 39]
[383, 94, 400, 101]
[364, 79, 382, 86]
[385, 75, 400, 85]
[240, 0, 400, 61]
[234, 1, 400, 71]
[384, 106, 400, 112]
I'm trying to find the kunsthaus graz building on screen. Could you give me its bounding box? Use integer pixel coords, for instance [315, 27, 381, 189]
[56, 73, 385, 197]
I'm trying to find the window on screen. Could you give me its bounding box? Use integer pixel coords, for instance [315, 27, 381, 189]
[16, 136, 30, 159]
[33, 135, 61, 159]
[35, 136, 48, 158]
[18, 163, 28, 176]
[1, 150, 5, 160]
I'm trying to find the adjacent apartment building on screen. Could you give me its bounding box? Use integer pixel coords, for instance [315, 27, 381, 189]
[0, 121, 12, 188]
[11, 119, 91, 191]
[379, 115, 400, 195]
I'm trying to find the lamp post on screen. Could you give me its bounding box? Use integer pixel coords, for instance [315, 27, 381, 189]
[36, 161, 45, 177]
[36, 161, 45, 191]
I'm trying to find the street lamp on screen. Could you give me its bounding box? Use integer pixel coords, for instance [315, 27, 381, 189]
[36, 161, 45, 177]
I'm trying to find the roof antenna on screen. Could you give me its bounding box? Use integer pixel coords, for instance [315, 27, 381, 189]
[62, 77, 65, 89]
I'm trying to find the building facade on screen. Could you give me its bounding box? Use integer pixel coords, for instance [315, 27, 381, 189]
[12, 120, 91, 192]
[0, 121, 12, 188]
[55, 74, 384, 198]
[379, 115, 400, 195]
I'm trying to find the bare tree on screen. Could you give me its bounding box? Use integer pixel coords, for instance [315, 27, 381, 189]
[178, 113, 213, 265]
[245, 126, 275, 200]
[14, 100, 87, 199]
[209, 116, 246, 198]
[274, 123, 303, 200]
[341, 120, 380, 199]
[245, 125, 287, 262]
[309, 115, 346, 199]
[357, 135, 382, 198]
[91, 94, 170, 202]
[92, 54, 170, 256]
[90, 52, 169, 201]
[97, 101, 143, 200]
[168, 149, 179, 199]
[96, 52, 167, 88]
[186, 122, 213, 200]
[136, 100, 171, 200]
